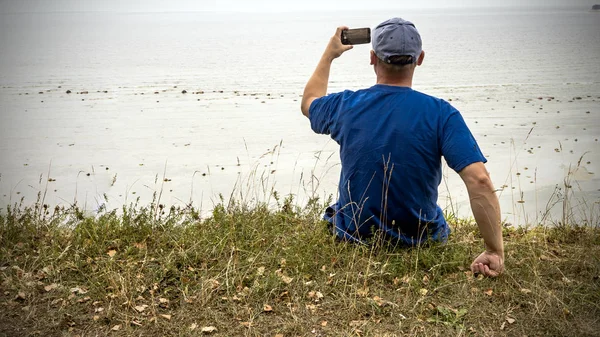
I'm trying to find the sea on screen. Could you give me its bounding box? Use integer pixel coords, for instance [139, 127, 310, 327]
[0, 7, 599, 226]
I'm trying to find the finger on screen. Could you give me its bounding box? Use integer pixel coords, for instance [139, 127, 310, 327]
[337, 26, 350, 32]
[335, 26, 350, 38]
[479, 263, 486, 275]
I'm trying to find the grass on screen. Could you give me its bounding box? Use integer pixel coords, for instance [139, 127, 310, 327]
[0, 194, 599, 336]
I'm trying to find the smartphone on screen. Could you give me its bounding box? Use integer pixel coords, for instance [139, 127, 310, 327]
[341, 28, 371, 45]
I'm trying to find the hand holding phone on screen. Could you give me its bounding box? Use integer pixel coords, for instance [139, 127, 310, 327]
[341, 28, 371, 45]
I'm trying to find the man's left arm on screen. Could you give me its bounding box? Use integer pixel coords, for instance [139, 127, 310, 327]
[301, 26, 353, 117]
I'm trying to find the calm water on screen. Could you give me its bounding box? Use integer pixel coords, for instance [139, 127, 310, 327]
[1, 8, 599, 225]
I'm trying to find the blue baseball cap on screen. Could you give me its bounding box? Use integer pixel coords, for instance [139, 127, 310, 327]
[372, 18, 422, 65]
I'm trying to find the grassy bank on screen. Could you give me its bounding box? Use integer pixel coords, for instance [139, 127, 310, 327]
[0, 197, 599, 336]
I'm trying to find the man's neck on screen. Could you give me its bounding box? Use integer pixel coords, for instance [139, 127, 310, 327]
[374, 64, 416, 87]
[375, 74, 413, 88]
[376, 78, 413, 87]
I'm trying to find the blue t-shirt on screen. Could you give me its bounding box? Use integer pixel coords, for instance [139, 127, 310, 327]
[309, 84, 486, 246]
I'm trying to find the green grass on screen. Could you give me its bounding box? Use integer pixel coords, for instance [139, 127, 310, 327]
[0, 195, 599, 336]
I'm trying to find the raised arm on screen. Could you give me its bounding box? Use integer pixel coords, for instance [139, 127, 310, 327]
[301, 26, 353, 117]
[458, 162, 504, 277]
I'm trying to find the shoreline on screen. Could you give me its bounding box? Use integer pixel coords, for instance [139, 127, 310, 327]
[1, 83, 598, 226]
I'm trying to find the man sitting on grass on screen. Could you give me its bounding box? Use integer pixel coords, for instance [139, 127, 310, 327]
[301, 18, 504, 277]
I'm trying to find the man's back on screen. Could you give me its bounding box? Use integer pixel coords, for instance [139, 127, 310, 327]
[310, 84, 485, 244]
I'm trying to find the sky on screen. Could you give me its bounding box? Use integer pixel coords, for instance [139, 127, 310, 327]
[0, 0, 597, 13]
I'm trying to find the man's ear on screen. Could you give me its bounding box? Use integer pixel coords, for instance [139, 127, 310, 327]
[370, 50, 377, 65]
[417, 50, 425, 66]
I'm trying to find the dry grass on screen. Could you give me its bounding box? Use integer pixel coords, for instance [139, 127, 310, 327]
[0, 195, 599, 336]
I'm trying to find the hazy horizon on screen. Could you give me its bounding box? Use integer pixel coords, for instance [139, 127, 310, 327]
[0, 0, 597, 14]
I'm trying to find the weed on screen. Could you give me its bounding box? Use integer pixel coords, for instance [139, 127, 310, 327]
[0, 194, 599, 336]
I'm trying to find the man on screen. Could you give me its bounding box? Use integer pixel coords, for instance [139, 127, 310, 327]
[301, 18, 504, 277]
